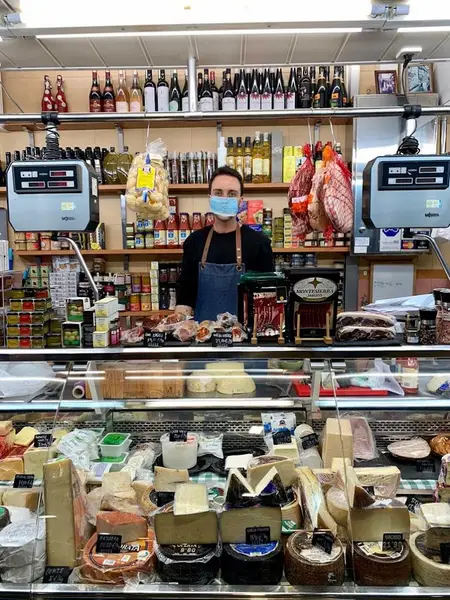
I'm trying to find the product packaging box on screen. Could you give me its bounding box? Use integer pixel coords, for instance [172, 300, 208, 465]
[247, 200, 264, 225]
[271, 130, 283, 183]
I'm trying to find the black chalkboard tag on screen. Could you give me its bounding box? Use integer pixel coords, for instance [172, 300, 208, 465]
[302, 433, 319, 450]
[34, 433, 53, 448]
[169, 429, 188, 442]
[212, 332, 233, 347]
[383, 532, 403, 552]
[43, 566, 71, 584]
[144, 331, 166, 348]
[312, 529, 334, 555]
[273, 429, 292, 445]
[406, 496, 422, 513]
[363, 485, 375, 495]
[96, 534, 122, 554]
[246, 526, 270, 545]
[13, 474, 34, 488]
[441, 542, 450, 564]
[416, 458, 435, 473]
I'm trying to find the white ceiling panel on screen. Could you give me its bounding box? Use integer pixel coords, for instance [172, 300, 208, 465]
[0, 38, 59, 67]
[196, 35, 241, 66]
[339, 31, 397, 62]
[41, 39, 104, 67]
[143, 36, 191, 66]
[382, 32, 447, 61]
[291, 33, 345, 64]
[245, 34, 293, 64]
[90, 37, 146, 66]
[425, 34, 450, 59]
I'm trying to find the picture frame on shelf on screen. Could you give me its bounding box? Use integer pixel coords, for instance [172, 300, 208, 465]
[407, 63, 433, 93]
[375, 70, 397, 94]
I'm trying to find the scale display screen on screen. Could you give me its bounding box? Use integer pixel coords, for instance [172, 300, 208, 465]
[12, 164, 81, 193]
[379, 159, 450, 191]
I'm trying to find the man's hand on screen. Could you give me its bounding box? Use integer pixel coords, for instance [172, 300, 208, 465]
[174, 304, 193, 317]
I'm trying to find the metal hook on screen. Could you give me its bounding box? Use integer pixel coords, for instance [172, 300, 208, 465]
[145, 122, 151, 148]
[328, 117, 337, 148]
[307, 119, 313, 149]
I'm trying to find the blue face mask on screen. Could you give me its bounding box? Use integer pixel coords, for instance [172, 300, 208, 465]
[209, 196, 239, 218]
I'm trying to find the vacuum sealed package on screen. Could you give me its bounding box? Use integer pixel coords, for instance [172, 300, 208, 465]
[125, 138, 170, 220]
[238, 273, 288, 341]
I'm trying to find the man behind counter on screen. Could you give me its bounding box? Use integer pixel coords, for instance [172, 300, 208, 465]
[175, 166, 274, 322]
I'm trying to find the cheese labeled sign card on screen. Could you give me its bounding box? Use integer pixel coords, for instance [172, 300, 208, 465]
[416, 458, 435, 473]
[13, 473, 34, 488]
[273, 430, 292, 445]
[43, 566, 72, 584]
[34, 433, 53, 448]
[96, 534, 122, 554]
[383, 532, 403, 552]
[246, 526, 270, 545]
[312, 528, 334, 555]
[302, 433, 319, 450]
[169, 429, 188, 442]
[144, 331, 166, 348]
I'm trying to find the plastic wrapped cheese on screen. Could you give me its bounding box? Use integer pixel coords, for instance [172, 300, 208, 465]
[0, 519, 45, 568]
[187, 371, 216, 394]
[216, 372, 256, 395]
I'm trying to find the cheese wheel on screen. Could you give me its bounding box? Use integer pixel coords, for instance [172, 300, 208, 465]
[351, 542, 411, 586]
[285, 531, 345, 586]
[282, 498, 301, 528]
[221, 541, 283, 585]
[187, 371, 216, 394]
[411, 531, 450, 586]
[326, 487, 348, 527]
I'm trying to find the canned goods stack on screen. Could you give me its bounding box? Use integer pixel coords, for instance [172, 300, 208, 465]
[7, 286, 54, 349]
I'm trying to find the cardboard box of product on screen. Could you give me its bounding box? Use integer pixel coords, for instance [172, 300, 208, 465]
[247, 200, 264, 225]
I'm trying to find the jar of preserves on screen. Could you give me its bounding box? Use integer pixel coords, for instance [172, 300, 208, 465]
[130, 294, 141, 311]
[140, 293, 151, 311]
[419, 308, 437, 345]
[141, 274, 151, 293]
[145, 232, 154, 249]
[136, 215, 145, 233]
[131, 274, 141, 294]
[135, 233, 145, 248]
[159, 267, 169, 284]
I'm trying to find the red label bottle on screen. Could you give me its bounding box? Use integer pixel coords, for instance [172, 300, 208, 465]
[42, 75, 56, 112]
[55, 75, 69, 112]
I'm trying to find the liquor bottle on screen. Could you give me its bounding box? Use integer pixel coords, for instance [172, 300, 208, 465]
[226, 137, 235, 170]
[144, 69, 156, 112]
[55, 75, 68, 112]
[326, 66, 331, 107]
[35, 147, 41, 159]
[197, 71, 203, 100]
[116, 70, 129, 112]
[130, 70, 143, 112]
[261, 69, 273, 110]
[221, 69, 235, 111]
[13, 151, 20, 162]
[85, 146, 94, 167]
[199, 68, 213, 112]
[93, 147, 104, 184]
[310, 67, 317, 104]
[42, 75, 56, 112]
[286, 68, 297, 110]
[298, 66, 312, 108]
[157, 69, 169, 112]
[233, 70, 240, 97]
[5, 152, 11, 169]
[258, 69, 264, 95]
[249, 69, 261, 110]
[236, 69, 248, 111]
[103, 70, 116, 113]
[273, 69, 285, 110]
[252, 132, 263, 183]
[211, 71, 219, 111]
[246, 70, 252, 96]
[169, 70, 182, 111]
[235, 136, 244, 178]
[313, 67, 327, 109]
[269, 69, 276, 94]
[244, 136, 252, 183]
[181, 70, 189, 112]
[218, 71, 226, 110]
[21, 150, 27, 161]
[261, 132, 271, 183]
[340, 66, 348, 107]
[330, 65, 343, 108]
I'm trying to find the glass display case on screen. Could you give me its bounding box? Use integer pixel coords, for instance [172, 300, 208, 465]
[0, 345, 449, 599]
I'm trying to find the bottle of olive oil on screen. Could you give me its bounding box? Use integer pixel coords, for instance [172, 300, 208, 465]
[261, 132, 271, 183]
[252, 132, 263, 184]
[103, 146, 119, 184]
[226, 137, 236, 170]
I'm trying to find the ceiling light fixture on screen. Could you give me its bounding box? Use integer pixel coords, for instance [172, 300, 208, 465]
[398, 26, 450, 33]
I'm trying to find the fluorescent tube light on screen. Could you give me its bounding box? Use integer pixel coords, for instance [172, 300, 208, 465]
[398, 26, 450, 32]
[36, 27, 362, 40]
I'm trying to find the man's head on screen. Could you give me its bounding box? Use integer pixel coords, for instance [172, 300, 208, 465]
[208, 166, 244, 221]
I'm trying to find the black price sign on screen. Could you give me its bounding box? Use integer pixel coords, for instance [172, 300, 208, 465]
[34, 433, 53, 448]
[13, 474, 34, 488]
[273, 429, 292, 445]
[212, 332, 233, 347]
[363, 485, 375, 495]
[406, 496, 422, 513]
[144, 331, 166, 348]
[246, 526, 270, 545]
[43, 566, 71, 584]
[169, 429, 188, 442]
[382, 532, 403, 552]
[96, 534, 122, 554]
[441, 542, 450, 564]
[312, 529, 335, 555]
[302, 433, 319, 450]
[416, 458, 435, 473]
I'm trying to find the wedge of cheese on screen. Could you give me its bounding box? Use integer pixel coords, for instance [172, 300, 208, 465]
[15, 427, 39, 447]
[173, 483, 209, 516]
[96, 511, 147, 543]
[2, 489, 40, 511]
[0, 457, 23, 481]
[335, 465, 375, 509]
[297, 467, 338, 535]
[321, 418, 353, 469]
[354, 466, 401, 498]
[349, 504, 410, 542]
[154, 511, 218, 545]
[248, 456, 297, 488]
[154, 466, 189, 492]
[219, 505, 282, 543]
[0, 421, 13, 436]
[24, 447, 56, 479]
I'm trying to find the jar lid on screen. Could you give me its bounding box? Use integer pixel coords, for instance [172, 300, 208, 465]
[441, 290, 450, 304]
[420, 307, 437, 320]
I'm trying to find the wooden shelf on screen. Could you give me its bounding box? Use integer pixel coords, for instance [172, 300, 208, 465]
[119, 310, 173, 317]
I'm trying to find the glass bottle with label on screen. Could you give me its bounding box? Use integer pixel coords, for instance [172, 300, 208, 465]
[116, 71, 129, 112]
[235, 137, 244, 178]
[102, 70, 116, 113]
[244, 136, 252, 183]
[261, 69, 273, 110]
[197, 71, 203, 100]
[169, 70, 181, 111]
[103, 147, 119, 184]
[130, 70, 143, 112]
[298, 66, 312, 108]
[157, 69, 169, 112]
[89, 71, 102, 113]
[273, 69, 285, 110]
[188, 152, 196, 184]
[55, 75, 68, 112]
[226, 137, 235, 170]
[117, 146, 133, 184]
[144, 69, 156, 112]
[286, 68, 297, 110]
[218, 71, 226, 110]
[233, 70, 240, 97]
[313, 67, 327, 109]
[310, 67, 317, 104]
[236, 69, 248, 111]
[249, 69, 261, 111]
[261, 132, 271, 183]
[210, 71, 219, 111]
[221, 69, 236, 111]
[340, 66, 348, 107]
[199, 68, 213, 112]
[330, 66, 343, 108]
[181, 70, 189, 112]
[252, 132, 263, 183]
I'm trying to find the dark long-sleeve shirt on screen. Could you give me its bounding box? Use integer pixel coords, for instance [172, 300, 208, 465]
[177, 225, 274, 310]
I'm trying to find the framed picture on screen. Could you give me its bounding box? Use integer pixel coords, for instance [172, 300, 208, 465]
[375, 70, 397, 94]
[407, 63, 433, 93]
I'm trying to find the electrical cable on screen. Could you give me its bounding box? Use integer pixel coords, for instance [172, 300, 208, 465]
[42, 123, 61, 160]
[396, 53, 420, 155]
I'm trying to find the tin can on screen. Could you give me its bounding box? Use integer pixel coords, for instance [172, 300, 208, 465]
[26, 241, 40, 251]
[141, 274, 151, 293]
[131, 274, 141, 293]
[130, 294, 141, 311]
[140, 293, 151, 311]
[25, 232, 39, 241]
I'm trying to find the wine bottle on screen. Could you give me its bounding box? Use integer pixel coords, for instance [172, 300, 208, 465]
[157, 69, 169, 112]
[197, 71, 203, 100]
[130, 70, 143, 112]
[199, 68, 213, 112]
[89, 71, 102, 112]
[273, 69, 285, 110]
[181, 69, 189, 112]
[340, 66, 348, 107]
[144, 69, 156, 112]
[221, 69, 235, 111]
[286, 67, 297, 110]
[310, 67, 317, 104]
[218, 71, 226, 110]
[330, 65, 343, 108]
[55, 75, 69, 112]
[261, 69, 273, 110]
[313, 66, 327, 109]
[249, 69, 261, 110]
[103, 70, 116, 113]
[169, 70, 181, 111]
[236, 69, 248, 111]
[233, 70, 240, 97]
[116, 70, 129, 112]
[211, 71, 219, 111]
[299, 66, 312, 108]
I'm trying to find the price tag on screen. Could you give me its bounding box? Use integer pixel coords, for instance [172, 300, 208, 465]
[406, 496, 422, 513]
[96, 534, 122, 554]
[43, 566, 71, 584]
[302, 433, 319, 450]
[312, 529, 335, 555]
[416, 458, 435, 473]
[246, 526, 270, 545]
[212, 332, 233, 347]
[363, 485, 375, 495]
[441, 542, 450, 564]
[13, 474, 34, 488]
[34, 433, 53, 448]
[382, 532, 403, 552]
[169, 429, 188, 442]
[144, 331, 166, 348]
[273, 429, 292, 445]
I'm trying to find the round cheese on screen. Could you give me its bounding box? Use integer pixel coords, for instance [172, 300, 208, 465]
[216, 372, 256, 395]
[411, 531, 450, 586]
[285, 531, 344, 586]
[221, 542, 283, 585]
[155, 541, 220, 584]
[326, 487, 348, 527]
[187, 371, 216, 394]
[351, 541, 411, 586]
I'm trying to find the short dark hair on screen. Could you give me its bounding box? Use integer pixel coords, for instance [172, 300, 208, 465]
[208, 166, 244, 197]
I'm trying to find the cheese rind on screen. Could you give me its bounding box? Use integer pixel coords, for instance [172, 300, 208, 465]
[349, 504, 410, 542]
[173, 483, 209, 516]
[154, 466, 189, 492]
[96, 511, 147, 543]
[297, 467, 338, 535]
[326, 487, 349, 527]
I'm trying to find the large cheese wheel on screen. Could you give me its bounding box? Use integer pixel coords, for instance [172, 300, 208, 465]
[351, 542, 411, 586]
[285, 531, 344, 586]
[221, 542, 284, 585]
[155, 541, 220, 584]
[411, 531, 450, 586]
[326, 487, 348, 527]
